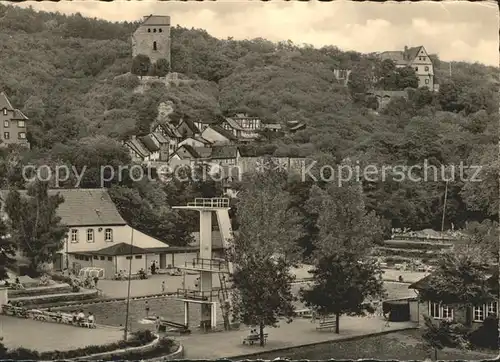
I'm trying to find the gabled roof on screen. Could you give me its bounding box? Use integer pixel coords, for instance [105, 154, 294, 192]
[193, 147, 212, 159]
[12, 110, 28, 120]
[151, 131, 169, 144]
[178, 118, 200, 135]
[173, 144, 202, 159]
[0, 92, 14, 111]
[211, 145, 238, 159]
[125, 137, 151, 158]
[80, 242, 148, 256]
[194, 136, 212, 145]
[223, 118, 245, 131]
[0, 188, 126, 227]
[139, 135, 160, 152]
[209, 125, 238, 141]
[140, 15, 170, 26]
[406, 46, 423, 61]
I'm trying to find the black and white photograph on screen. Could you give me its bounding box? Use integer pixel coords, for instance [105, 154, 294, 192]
[0, 0, 498, 360]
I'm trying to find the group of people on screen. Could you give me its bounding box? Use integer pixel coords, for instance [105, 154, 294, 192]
[3, 277, 25, 290]
[68, 309, 95, 326]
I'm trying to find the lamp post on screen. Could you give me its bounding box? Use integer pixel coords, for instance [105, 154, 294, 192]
[123, 228, 134, 341]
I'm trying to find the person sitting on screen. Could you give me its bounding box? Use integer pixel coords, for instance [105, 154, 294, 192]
[77, 310, 85, 324]
[72, 310, 78, 324]
[87, 312, 95, 327]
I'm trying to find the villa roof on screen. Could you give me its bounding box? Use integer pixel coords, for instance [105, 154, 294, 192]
[0, 188, 126, 227]
[0, 92, 14, 111]
[178, 118, 200, 135]
[152, 131, 169, 144]
[75, 242, 149, 256]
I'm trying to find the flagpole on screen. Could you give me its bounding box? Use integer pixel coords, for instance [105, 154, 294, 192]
[123, 228, 134, 341]
[441, 181, 448, 232]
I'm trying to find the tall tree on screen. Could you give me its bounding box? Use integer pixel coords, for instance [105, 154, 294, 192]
[131, 54, 152, 77]
[228, 170, 302, 345]
[4, 182, 68, 275]
[0, 218, 16, 280]
[152, 58, 170, 77]
[300, 250, 385, 333]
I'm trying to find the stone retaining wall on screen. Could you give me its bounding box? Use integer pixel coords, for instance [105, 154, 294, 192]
[8, 284, 72, 298]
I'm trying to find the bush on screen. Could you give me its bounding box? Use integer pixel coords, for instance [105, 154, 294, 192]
[1, 329, 157, 360]
[101, 337, 176, 361]
[468, 315, 499, 350]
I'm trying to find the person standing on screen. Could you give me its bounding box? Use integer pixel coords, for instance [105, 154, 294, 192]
[145, 301, 150, 318]
[161, 281, 166, 293]
[151, 261, 157, 275]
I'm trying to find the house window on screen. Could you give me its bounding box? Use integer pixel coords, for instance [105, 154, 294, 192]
[71, 229, 79, 243]
[100, 256, 105, 260]
[135, 255, 143, 259]
[87, 229, 94, 243]
[148, 28, 151, 32]
[425, 66, 429, 72]
[3, 120, 9, 128]
[3, 132, 9, 140]
[429, 302, 454, 320]
[473, 302, 498, 322]
[153, 41, 157, 51]
[153, 28, 157, 33]
[105, 228, 113, 242]
[2, 109, 6, 116]
[425, 79, 429, 84]
[126, 256, 132, 260]
[18, 120, 25, 128]
[107, 257, 112, 261]
[18, 132, 26, 139]
[93, 256, 98, 260]
[415, 67, 418, 72]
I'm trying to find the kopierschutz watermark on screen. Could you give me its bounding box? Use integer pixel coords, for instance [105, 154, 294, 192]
[301, 159, 483, 186]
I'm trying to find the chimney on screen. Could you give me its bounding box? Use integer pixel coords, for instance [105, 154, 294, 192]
[404, 46, 409, 60]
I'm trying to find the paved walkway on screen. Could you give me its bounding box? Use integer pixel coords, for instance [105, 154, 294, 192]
[0, 315, 123, 352]
[175, 316, 417, 359]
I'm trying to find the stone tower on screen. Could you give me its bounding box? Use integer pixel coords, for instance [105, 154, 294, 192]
[131, 15, 171, 65]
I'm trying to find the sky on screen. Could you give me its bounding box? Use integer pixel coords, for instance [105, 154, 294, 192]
[12, 0, 499, 66]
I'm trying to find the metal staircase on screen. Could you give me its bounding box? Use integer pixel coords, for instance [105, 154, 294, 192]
[218, 273, 232, 330]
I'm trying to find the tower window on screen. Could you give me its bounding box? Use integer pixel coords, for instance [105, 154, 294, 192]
[153, 28, 157, 33]
[153, 41, 157, 51]
[159, 28, 162, 33]
[148, 28, 151, 32]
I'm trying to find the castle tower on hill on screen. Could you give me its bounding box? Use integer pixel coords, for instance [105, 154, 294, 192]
[131, 15, 171, 65]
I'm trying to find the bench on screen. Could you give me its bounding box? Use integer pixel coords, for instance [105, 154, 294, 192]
[316, 319, 337, 331]
[242, 333, 268, 345]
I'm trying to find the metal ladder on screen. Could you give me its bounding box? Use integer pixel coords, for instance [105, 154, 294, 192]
[218, 273, 231, 330]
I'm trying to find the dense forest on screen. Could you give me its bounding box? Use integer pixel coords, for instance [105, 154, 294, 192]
[0, 4, 497, 251]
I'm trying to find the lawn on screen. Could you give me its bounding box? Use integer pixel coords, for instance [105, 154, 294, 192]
[234, 330, 497, 360]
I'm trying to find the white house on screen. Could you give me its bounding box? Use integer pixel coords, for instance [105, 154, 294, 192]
[0, 188, 203, 278]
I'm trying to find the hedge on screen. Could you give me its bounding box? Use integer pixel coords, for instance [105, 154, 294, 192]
[0, 329, 160, 360]
[11, 289, 99, 308]
[383, 240, 453, 250]
[8, 284, 72, 298]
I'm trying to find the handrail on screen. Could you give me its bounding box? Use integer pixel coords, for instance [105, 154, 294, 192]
[187, 198, 230, 208]
[186, 257, 229, 271]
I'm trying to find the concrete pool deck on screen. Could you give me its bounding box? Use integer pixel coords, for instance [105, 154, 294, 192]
[175, 316, 417, 359]
[0, 315, 123, 352]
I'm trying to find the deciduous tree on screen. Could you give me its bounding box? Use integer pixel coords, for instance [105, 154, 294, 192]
[0, 218, 16, 280]
[131, 54, 152, 77]
[4, 182, 68, 275]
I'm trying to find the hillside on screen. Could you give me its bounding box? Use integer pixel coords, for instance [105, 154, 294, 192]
[0, 3, 497, 242]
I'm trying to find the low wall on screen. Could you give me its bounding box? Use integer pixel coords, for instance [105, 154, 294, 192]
[11, 289, 99, 307]
[143, 343, 184, 361]
[8, 284, 72, 298]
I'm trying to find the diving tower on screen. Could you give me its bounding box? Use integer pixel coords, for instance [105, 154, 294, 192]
[172, 198, 234, 331]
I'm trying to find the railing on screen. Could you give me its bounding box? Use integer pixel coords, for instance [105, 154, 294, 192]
[187, 198, 230, 208]
[186, 257, 229, 272]
[175, 288, 218, 301]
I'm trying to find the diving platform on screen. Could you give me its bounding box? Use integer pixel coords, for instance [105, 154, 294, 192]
[178, 257, 230, 273]
[172, 198, 230, 210]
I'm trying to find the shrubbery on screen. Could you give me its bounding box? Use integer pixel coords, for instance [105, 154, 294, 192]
[0, 329, 168, 360]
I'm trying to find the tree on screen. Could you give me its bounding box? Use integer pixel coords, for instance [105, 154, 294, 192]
[0, 218, 16, 280]
[421, 315, 469, 360]
[417, 247, 496, 327]
[395, 66, 419, 89]
[300, 250, 385, 333]
[152, 58, 170, 77]
[230, 256, 296, 346]
[131, 54, 152, 77]
[4, 182, 68, 275]
[228, 170, 302, 345]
